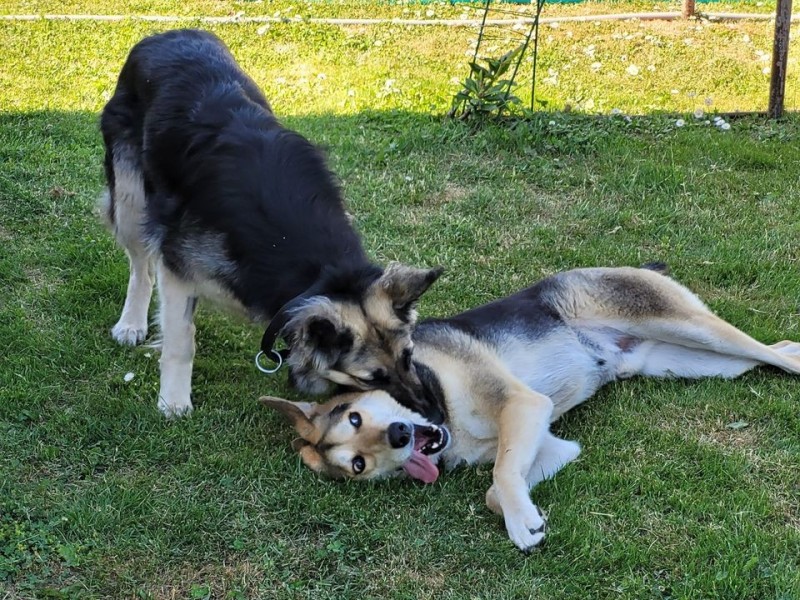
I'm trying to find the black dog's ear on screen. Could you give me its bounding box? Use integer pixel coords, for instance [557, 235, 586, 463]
[306, 317, 354, 357]
[378, 263, 444, 322]
[307, 316, 337, 348]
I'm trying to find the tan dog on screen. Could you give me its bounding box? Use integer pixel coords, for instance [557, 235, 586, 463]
[263, 265, 800, 552]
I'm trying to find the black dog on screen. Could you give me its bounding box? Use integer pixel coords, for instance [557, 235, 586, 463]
[100, 29, 441, 417]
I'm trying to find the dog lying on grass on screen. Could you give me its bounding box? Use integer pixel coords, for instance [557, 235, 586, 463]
[264, 264, 800, 552]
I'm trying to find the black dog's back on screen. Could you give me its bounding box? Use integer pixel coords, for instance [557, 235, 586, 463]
[101, 29, 375, 318]
[114, 29, 270, 111]
[101, 29, 268, 183]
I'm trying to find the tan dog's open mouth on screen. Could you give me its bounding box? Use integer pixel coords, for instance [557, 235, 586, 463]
[403, 424, 450, 483]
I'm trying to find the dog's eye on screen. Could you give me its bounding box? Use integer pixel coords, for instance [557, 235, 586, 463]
[352, 455, 365, 474]
[369, 369, 390, 384]
[349, 412, 362, 428]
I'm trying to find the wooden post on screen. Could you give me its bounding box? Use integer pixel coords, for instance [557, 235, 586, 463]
[682, 0, 696, 18]
[768, 0, 794, 118]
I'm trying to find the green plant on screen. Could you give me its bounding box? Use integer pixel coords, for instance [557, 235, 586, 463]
[449, 45, 525, 122]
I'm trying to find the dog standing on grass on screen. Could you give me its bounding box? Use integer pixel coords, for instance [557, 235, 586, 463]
[264, 264, 800, 552]
[100, 29, 441, 417]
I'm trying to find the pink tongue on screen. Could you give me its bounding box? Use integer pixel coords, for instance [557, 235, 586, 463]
[403, 450, 439, 484]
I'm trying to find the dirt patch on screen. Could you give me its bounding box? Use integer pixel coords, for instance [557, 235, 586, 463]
[24, 266, 61, 294]
[698, 424, 759, 453]
[140, 559, 267, 600]
[429, 182, 470, 206]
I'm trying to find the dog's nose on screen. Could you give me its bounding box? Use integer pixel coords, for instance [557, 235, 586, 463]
[388, 422, 411, 448]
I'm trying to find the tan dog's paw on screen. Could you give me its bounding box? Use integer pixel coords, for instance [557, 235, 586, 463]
[505, 504, 547, 553]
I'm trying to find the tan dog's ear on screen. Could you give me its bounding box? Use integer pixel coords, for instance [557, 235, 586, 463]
[293, 440, 325, 473]
[260, 396, 322, 445]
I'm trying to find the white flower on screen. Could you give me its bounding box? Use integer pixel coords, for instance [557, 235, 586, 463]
[317, 73, 327, 80]
[704, 97, 713, 106]
[426, 9, 434, 17]
[543, 68, 559, 86]
[762, 67, 771, 75]
[626, 64, 640, 76]
[591, 61, 602, 72]
[743, 34, 751, 43]
[720, 122, 731, 131]
[704, 120, 710, 125]
[257, 24, 270, 35]
[675, 119, 686, 127]
[713, 116, 723, 123]
[374, 40, 383, 47]
[274, 77, 287, 85]
[347, 89, 355, 97]
[549, 120, 556, 126]
[584, 44, 596, 57]
[124, 372, 135, 383]
[694, 109, 704, 118]
[647, 65, 656, 72]
[671, 89, 679, 95]
[611, 108, 622, 115]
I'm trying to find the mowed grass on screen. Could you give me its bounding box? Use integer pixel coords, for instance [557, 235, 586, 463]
[1, 4, 800, 599]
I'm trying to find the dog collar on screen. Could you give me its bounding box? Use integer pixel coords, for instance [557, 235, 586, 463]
[256, 283, 324, 374]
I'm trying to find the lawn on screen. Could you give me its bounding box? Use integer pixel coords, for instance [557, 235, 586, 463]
[1, 2, 799, 598]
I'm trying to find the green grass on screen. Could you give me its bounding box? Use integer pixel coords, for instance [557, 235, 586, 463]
[1, 4, 800, 598]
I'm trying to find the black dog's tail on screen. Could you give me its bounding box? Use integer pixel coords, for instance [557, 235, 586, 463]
[640, 261, 670, 275]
